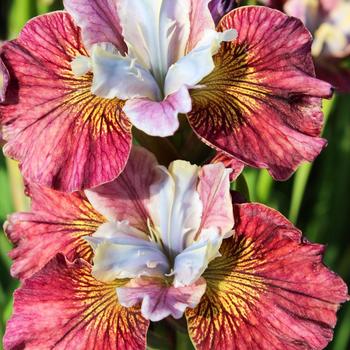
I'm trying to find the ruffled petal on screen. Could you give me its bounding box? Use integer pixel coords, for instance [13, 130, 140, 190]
[123, 87, 192, 137]
[209, 0, 238, 25]
[63, 0, 127, 53]
[117, 277, 206, 322]
[0, 55, 9, 103]
[0, 12, 131, 192]
[5, 184, 104, 281]
[186, 203, 348, 350]
[85, 146, 158, 232]
[197, 163, 234, 236]
[4, 255, 149, 350]
[187, 6, 333, 180]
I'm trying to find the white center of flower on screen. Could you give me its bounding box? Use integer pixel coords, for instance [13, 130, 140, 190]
[71, 0, 236, 102]
[86, 161, 231, 288]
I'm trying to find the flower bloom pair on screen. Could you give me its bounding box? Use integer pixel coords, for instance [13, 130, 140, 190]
[0, 0, 332, 192]
[3, 147, 348, 349]
[262, 0, 350, 91]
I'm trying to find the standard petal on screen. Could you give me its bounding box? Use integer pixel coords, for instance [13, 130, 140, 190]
[5, 184, 104, 280]
[4, 255, 149, 350]
[0, 12, 131, 192]
[85, 146, 158, 232]
[0, 55, 9, 103]
[187, 6, 333, 180]
[210, 152, 244, 181]
[197, 163, 234, 236]
[209, 0, 238, 25]
[117, 277, 206, 322]
[63, 0, 127, 53]
[186, 203, 348, 350]
[123, 87, 192, 137]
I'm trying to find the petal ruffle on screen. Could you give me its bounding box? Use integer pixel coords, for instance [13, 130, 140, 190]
[5, 183, 104, 280]
[186, 203, 348, 350]
[4, 255, 149, 350]
[0, 55, 9, 103]
[63, 0, 127, 53]
[187, 6, 333, 180]
[85, 146, 158, 232]
[117, 277, 207, 322]
[0, 12, 131, 192]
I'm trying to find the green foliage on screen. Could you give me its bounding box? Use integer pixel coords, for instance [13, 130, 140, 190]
[0, 1, 349, 349]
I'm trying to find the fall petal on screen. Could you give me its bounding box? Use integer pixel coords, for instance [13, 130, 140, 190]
[85, 146, 158, 232]
[186, 203, 348, 350]
[5, 184, 104, 280]
[123, 87, 192, 137]
[117, 277, 207, 322]
[187, 6, 332, 180]
[0, 12, 131, 192]
[63, 0, 127, 53]
[4, 255, 148, 350]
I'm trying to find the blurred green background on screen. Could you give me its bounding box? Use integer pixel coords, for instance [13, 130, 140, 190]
[0, 0, 349, 349]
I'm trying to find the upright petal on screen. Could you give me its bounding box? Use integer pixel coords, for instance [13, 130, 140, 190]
[4, 255, 149, 350]
[197, 163, 234, 236]
[210, 152, 244, 181]
[85, 147, 158, 232]
[0, 55, 9, 102]
[187, 6, 333, 180]
[5, 184, 104, 280]
[209, 0, 238, 25]
[186, 203, 348, 350]
[0, 12, 131, 192]
[64, 0, 127, 53]
[117, 277, 206, 322]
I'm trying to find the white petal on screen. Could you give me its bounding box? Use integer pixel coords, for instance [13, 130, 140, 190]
[90, 43, 161, 100]
[164, 28, 237, 96]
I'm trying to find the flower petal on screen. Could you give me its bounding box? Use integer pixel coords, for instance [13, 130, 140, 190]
[210, 152, 244, 181]
[0, 12, 131, 192]
[5, 183, 104, 280]
[186, 203, 348, 350]
[209, 0, 238, 25]
[4, 255, 149, 350]
[0, 54, 9, 103]
[123, 86, 192, 137]
[197, 163, 234, 236]
[63, 0, 127, 53]
[117, 277, 207, 322]
[85, 146, 158, 232]
[187, 6, 333, 180]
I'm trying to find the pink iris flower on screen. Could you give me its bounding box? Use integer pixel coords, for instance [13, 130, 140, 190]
[0, 2, 332, 192]
[262, 0, 350, 91]
[4, 147, 348, 350]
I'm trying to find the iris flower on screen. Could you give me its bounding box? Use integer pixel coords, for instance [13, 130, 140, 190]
[262, 0, 350, 91]
[4, 147, 347, 349]
[0, 2, 332, 192]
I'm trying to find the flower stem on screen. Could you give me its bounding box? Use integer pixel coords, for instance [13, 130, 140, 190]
[288, 96, 335, 224]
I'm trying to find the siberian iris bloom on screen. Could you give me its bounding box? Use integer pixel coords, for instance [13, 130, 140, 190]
[0, 2, 332, 192]
[4, 147, 348, 349]
[262, 0, 350, 91]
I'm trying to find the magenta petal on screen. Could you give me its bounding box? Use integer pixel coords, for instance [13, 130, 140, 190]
[0, 12, 132, 192]
[209, 0, 237, 25]
[5, 184, 104, 280]
[64, 0, 127, 53]
[211, 152, 244, 181]
[0, 54, 9, 103]
[117, 277, 207, 322]
[188, 6, 332, 180]
[4, 255, 149, 350]
[85, 146, 158, 232]
[124, 87, 192, 137]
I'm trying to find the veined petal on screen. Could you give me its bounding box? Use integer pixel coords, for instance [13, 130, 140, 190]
[187, 6, 332, 180]
[149, 160, 203, 256]
[89, 222, 169, 282]
[117, 277, 206, 322]
[197, 163, 234, 237]
[63, 0, 127, 53]
[211, 152, 244, 181]
[0, 12, 131, 192]
[186, 203, 348, 350]
[209, 0, 238, 25]
[4, 255, 149, 350]
[0, 55, 9, 102]
[85, 146, 158, 232]
[123, 87, 192, 137]
[5, 184, 104, 280]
